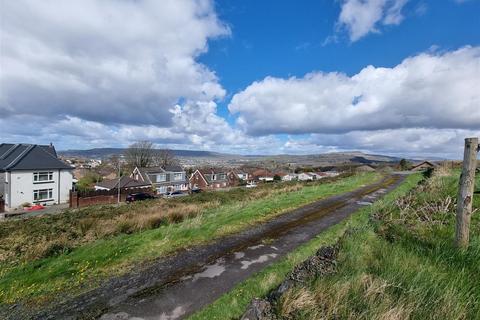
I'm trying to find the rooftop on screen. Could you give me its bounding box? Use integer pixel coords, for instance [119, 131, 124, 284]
[0, 143, 73, 171]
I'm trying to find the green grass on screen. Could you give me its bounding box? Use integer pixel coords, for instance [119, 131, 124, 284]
[260, 171, 480, 319]
[189, 173, 423, 320]
[0, 172, 379, 306]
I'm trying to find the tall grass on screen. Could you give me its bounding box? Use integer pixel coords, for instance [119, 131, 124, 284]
[0, 176, 345, 266]
[275, 170, 480, 319]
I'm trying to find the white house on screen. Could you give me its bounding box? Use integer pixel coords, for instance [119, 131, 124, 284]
[282, 173, 298, 182]
[0, 143, 74, 211]
[297, 172, 317, 181]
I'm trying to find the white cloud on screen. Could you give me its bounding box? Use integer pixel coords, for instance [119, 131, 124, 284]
[337, 0, 409, 41]
[0, 0, 229, 126]
[0, 101, 279, 154]
[229, 46, 480, 136]
[283, 128, 480, 159]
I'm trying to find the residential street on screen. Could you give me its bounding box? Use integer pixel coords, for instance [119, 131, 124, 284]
[17, 174, 406, 320]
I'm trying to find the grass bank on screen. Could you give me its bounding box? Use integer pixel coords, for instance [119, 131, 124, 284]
[0, 173, 379, 307]
[189, 173, 423, 320]
[244, 169, 479, 320]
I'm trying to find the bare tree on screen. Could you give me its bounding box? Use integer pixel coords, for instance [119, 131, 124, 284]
[154, 149, 177, 167]
[108, 155, 122, 177]
[124, 141, 155, 168]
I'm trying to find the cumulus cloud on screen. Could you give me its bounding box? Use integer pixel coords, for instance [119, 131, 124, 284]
[229, 46, 480, 136]
[337, 0, 409, 41]
[0, 101, 279, 154]
[0, 0, 229, 126]
[283, 128, 480, 159]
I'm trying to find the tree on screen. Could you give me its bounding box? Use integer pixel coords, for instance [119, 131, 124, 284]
[154, 149, 177, 167]
[76, 171, 102, 192]
[108, 155, 122, 177]
[273, 174, 281, 182]
[124, 141, 155, 169]
[399, 159, 410, 170]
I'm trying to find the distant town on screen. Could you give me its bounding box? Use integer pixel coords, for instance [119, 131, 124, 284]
[0, 140, 447, 216]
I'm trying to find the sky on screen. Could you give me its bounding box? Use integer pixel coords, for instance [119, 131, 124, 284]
[1, 0, 479, 158]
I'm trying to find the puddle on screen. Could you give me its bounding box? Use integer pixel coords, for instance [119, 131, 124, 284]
[356, 201, 373, 206]
[248, 244, 265, 250]
[159, 306, 186, 320]
[240, 253, 278, 270]
[191, 259, 226, 281]
[234, 252, 245, 259]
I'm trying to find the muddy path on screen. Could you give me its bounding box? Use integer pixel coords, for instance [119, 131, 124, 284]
[18, 174, 404, 320]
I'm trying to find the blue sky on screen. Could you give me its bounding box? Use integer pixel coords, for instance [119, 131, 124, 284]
[203, 0, 480, 121]
[1, 0, 479, 158]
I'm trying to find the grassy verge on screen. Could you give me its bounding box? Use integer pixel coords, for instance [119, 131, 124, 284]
[189, 173, 423, 320]
[270, 170, 480, 319]
[0, 173, 379, 306]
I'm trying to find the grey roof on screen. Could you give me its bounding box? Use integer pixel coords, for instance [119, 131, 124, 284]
[135, 166, 186, 185]
[196, 169, 228, 183]
[139, 165, 184, 174]
[96, 176, 150, 190]
[0, 143, 73, 171]
[163, 164, 184, 172]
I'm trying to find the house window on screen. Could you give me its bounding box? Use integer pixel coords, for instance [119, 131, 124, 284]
[218, 174, 226, 180]
[173, 173, 183, 181]
[33, 171, 54, 183]
[156, 174, 166, 182]
[157, 186, 167, 194]
[212, 174, 216, 181]
[33, 188, 53, 201]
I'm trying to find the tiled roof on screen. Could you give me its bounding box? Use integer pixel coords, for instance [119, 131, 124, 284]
[0, 143, 72, 171]
[95, 176, 150, 189]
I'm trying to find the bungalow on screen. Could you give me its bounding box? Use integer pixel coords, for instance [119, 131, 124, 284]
[131, 165, 188, 195]
[0, 143, 73, 211]
[282, 173, 298, 182]
[411, 161, 438, 172]
[252, 169, 274, 182]
[297, 172, 317, 181]
[94, 176, 150, 191]
[190, 168, 229, 189]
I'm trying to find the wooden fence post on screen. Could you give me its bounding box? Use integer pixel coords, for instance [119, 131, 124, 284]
[455, 137, 479, 249]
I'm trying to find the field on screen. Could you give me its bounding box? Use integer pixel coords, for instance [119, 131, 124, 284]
[207, 168, 480, 320]
[0, 172, 379, 308]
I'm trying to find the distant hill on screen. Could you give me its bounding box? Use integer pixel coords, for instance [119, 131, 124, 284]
[58, 148, 224, 158]
[59, 148, 413, 166]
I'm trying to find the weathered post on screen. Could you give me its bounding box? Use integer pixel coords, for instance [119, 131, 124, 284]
[455, 137, 479, 249]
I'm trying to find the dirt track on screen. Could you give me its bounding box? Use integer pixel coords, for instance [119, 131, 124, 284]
[9, 174, 404, 320]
